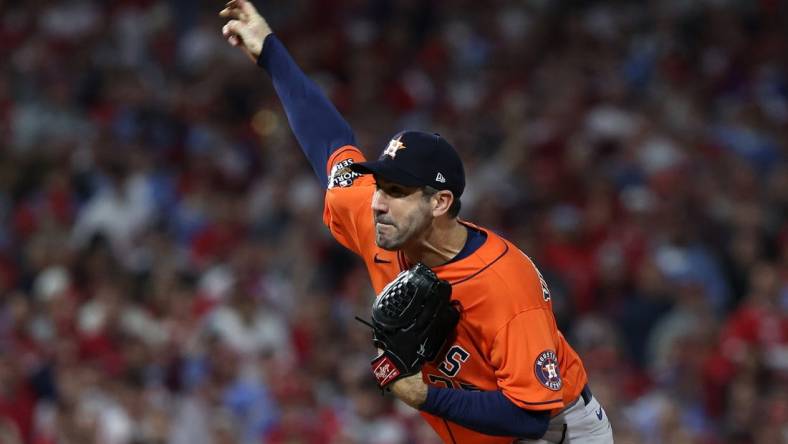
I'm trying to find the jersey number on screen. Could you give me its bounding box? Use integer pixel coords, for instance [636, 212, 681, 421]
[437, 346, 470, 377]
[429, 346, 477, 390]
[427, 374, 479, 391]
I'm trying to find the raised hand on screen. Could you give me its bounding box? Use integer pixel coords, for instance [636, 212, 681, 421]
[219, 0, 272, 62]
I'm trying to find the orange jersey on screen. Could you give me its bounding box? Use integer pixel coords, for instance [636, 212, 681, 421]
[324, 146, 589, 443]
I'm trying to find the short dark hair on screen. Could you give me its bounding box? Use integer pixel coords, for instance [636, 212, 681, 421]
[422, 186, 461, 219]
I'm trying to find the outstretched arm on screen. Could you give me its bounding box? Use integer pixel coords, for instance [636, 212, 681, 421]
[220, 0, 356, 186]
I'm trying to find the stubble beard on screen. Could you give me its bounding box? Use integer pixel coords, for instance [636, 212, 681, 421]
[375, 223, 405, 251]
[374, 210, 431, 252]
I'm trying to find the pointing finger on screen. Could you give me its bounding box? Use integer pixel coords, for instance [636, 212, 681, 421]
[219, 7, 243, 20]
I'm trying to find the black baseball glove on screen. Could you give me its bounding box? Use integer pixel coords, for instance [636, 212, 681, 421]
[358, 263, 460, 388]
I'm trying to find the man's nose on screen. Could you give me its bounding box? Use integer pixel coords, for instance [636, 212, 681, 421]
[372, 189, 388, 213]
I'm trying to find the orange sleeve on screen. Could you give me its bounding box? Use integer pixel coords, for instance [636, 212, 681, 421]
[322, 146, 376, 256]
[491, 308, 565, 411]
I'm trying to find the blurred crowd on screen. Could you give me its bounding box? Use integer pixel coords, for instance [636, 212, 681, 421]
[0, 0, 786, 443]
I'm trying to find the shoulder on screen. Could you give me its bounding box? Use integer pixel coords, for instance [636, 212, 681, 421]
[326, 145, 372, 190]
[442, 229, 551, 327]
[480, 244, 550, 310]
[497, 239, 552, 304]
[324, 145, 376, 206]
[458, 226, 547, 299]
[322, 145, 377, 255]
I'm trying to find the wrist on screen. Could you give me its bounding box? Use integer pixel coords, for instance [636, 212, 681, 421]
[256, 33, 276, 68]
[251, 31, 272, 58]
[390, 373, 428, 408]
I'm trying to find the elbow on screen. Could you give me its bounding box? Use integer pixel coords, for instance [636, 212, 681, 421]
[534, 416, 550, 439]
[522, 411, 550, 440]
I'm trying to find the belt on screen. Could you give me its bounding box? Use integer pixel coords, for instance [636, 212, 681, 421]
[580, 384, 592, 406]
[551, 384, 594, 420]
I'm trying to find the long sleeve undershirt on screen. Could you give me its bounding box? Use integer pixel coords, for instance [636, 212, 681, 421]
[420, 386, 550, 439]
[257, 34, 356, 187]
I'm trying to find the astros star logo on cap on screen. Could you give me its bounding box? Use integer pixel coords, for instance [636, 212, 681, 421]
[383, 136, 406, 159]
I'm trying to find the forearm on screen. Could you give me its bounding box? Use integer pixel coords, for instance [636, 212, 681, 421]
[257, 34, 356, 186]
[389, 373, 429, 408]
[419, 386, 550, 439]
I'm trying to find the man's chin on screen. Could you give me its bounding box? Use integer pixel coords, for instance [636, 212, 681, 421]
[375, 236, 400, 251]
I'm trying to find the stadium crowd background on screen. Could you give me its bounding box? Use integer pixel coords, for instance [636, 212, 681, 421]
[0, 0, 786, 443]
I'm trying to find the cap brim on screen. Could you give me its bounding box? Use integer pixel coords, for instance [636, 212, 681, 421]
[349, 160, 425, 187]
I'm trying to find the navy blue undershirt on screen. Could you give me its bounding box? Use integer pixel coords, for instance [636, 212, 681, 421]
[257, 34, 549, 440]
[257, 35, 355, 186]
[421, 387, 550, 438]
[450, 225, 485, 263]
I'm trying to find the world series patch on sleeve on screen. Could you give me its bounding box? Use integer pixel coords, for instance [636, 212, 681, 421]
[328, 158, 360, 188]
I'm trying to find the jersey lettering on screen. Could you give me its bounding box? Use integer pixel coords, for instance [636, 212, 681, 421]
[438, 345, 470, 377]
[519, 250, 551, 301]
[537, 270, 551, 302]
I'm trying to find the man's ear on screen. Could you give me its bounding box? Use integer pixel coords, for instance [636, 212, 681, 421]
[431, 191, 454, 217]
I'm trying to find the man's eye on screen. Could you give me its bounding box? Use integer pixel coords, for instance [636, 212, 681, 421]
[375, 182, 409, 197]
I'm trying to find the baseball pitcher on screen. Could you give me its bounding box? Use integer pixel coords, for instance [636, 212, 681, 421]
[220, 1, 613, 442]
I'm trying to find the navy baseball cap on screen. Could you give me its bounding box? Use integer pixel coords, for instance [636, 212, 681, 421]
[349, 131, 465, 198]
